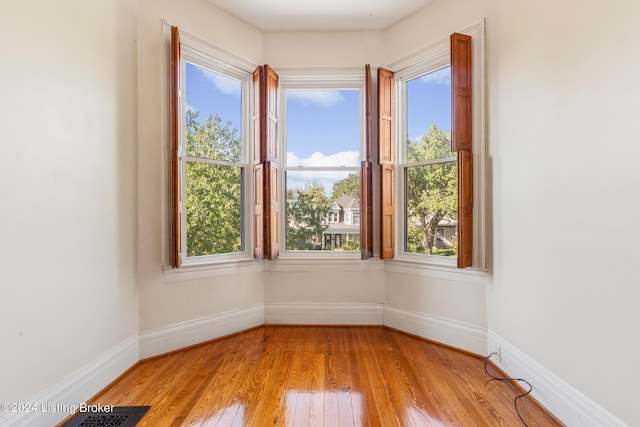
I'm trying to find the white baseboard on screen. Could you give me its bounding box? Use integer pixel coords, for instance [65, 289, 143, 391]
[265, 303, 384, 325]
[383, 305, 487, 355]
[139, 304, 265, 358]
[487, 331, 629, 427]
[0, 334, 139, 427]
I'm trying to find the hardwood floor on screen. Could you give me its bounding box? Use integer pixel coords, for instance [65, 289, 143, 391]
[82, 326, 563, 426]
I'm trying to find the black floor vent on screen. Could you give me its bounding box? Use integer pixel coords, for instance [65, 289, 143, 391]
[63, 406, 150, 427]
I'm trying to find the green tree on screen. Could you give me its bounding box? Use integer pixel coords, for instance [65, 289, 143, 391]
[185, 110, 242, 257]
[286, 182, 331, 250]
[332, 173, 360, 199]
[406, 124, 457, 255]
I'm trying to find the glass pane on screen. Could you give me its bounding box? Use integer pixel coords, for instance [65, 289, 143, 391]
[185, 162, 242, 257]
[405, 161, 457, 257]
[286, 89, 360, 167]
[286, 171, 360, 251]
[406, 66, 453, 162]
[185, 63, 241, 162]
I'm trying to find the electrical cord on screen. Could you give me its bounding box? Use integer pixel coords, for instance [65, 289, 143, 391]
[484, 352, 533, 427]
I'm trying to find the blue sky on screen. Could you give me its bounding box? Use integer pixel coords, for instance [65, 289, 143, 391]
[185, 62, 241, 135]
[286, 89, 360, 162]
[185, 63, 451, 191]
[407, 66, 452, 140]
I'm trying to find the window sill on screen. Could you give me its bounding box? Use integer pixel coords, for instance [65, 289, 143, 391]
[265, 256, 385, 273]
[163, 257, 262, 283]
[162, 254, 485, 282]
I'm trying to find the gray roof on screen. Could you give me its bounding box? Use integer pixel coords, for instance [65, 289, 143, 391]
[324, 223, 360, 234]
[333, 194, 360, 210]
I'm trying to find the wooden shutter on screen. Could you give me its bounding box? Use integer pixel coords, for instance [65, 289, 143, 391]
[170, 26, 182, 268]
[378, 68, 395, 259]
[457, 151, 473, 268]
[451, 33, 473, 268]
[264, 65, 279, 260]
[451, 33, 472, 153]
[253, 65, 280, 260]
[361, 64, 374, 260]
[252, 66, 264, 259]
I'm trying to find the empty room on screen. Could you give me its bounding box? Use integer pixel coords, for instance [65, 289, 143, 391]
[1, 0, 639, 426]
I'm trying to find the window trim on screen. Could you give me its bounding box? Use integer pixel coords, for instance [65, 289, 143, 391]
[167, 24, 257, 269]
[396, 59, 457, 267]
[277, 68, 366, 259]
[388, 20, 486, 270]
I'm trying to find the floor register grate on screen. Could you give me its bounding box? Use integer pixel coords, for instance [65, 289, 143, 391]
[63, 406, 150, 427]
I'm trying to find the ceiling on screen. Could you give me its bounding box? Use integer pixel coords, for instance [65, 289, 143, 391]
[206, 0, 437, 32]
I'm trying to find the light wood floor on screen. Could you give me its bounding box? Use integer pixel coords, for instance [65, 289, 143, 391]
[82, 326, 563, 426]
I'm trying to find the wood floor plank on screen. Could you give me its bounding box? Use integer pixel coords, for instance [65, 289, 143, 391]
[330, 328, 356, 427]
[182, 329, 265, 426]
[75, 326, 564, 427]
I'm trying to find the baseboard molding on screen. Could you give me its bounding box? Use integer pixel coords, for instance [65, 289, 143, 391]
[1, 334, 139, 427]
[265, 303, 384, 325]
[383, 305, 487, 355]
[139, 304, 265, 358]
[487, 331, 629, 427]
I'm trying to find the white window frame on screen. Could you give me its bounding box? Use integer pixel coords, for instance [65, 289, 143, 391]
[390, 21, 487, 271]
[177, 34, 254, 266]
[277, 68, 365, 259]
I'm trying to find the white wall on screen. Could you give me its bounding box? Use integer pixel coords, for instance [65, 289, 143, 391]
[136, 0, 265, 334]
[386, 0, 640, 425]
[0, 0, 139, 410]
[383, 264, 488, 355]
[263, 31, 384, 67]
[265, 261, 386, 323]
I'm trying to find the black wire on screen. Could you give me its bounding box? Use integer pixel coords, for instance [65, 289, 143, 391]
[484, 352, 533, 427]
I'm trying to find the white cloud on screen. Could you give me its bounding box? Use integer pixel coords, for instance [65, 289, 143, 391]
[287, 90, 345, 107]
[286, 171, 353, 195]
[200, 68, 241, 97]
[287, 150, 359, 168]
[419, 67, 451, 85]
[186, 102, 197, 113]
[286, 150, 360, 194]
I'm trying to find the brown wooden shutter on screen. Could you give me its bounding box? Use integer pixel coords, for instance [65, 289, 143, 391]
[252, 66, 264, 259]
[253, 65, 280, 260]
[170, 26, 182, 268]
[264, 65, 280, 259]
[451, 33, 472, 153]
[457, 151, 473, 268]
[378, 67, 395, 259]
[451, 33, 473, 268]
[361, 64, 374, 260]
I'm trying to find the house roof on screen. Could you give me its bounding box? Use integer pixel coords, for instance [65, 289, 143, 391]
[324, 223, 360, 234]
[438, 217, 458, 228]
[333, 194, 360, 210]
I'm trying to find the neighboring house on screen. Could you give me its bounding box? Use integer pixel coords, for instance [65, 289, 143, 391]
[323, 194, 361, 248]
[435, 217, 457, 249]
[322, 194, 458, 249]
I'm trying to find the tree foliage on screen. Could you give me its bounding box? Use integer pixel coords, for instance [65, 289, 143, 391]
[185, 110, 242, 257]
[406, 124, 457, 255]
[286, 182, 331, 250]
[332, 173, 360, 199]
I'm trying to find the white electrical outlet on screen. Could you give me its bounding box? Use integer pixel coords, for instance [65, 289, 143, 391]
[495, 346, 502, 363]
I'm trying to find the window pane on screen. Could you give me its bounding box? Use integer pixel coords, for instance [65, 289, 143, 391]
[406, 66, 452, 162]
[286, 171, 360, 251]
[405, 161, 457, 257]
[185, 63, 241, 162]
[185, 162, 242, 257]
[286, 89, 360, 167]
